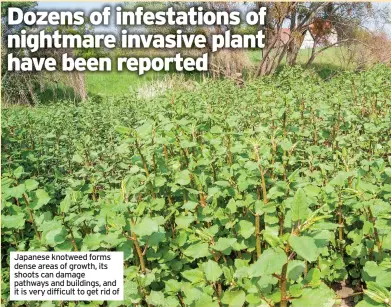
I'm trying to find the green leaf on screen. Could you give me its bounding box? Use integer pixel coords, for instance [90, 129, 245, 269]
[376, 270, 391, 288]
[221, 290, 246, 307]
[14, 166, 24, 179]
[291, 188, 308, 222]
[115, 125, 131, 135]
[175, 215, 195, 229]
[82, 233, 104, 250]
[249, 248, 287, 277]
[45, 226, 67, 247]
[117, 241, 133, 261]
[72, 154, 83, 163]
[60, 195, 71, 213]
[291, 283, 335, 307]
[202, 260, 223, 282]
[30, 189, 51, 210]
[304, 268, 322, 288]
[9, 184, 26, 199]
[329, 172, 349, 187]
[183, 242, 210, 259]
[116, 143, 129, 154]
[1, 214, 26, 229]
[288, 260, 305, 281]
[181, 268, 205, 284]
[364, 282, 391, 304]
[175, 170, 191, 186]
[154, 176, 166, 188]
[280, 139, 292, 151]
[289, 235, 319, 262]
[146, 291, 165, 306]
[262, 229, 284, 248]
[25, 179, 39, 191]
[132, 217, 159, 237]
[356, 297, 384, 307]
[194, 294, 219, 307]
[165, 279, 181, 294]
[212, 238, 237, 254]
[237, 220, 255, 239]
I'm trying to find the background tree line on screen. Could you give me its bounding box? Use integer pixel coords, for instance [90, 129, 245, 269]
[1, 1, 390, 104]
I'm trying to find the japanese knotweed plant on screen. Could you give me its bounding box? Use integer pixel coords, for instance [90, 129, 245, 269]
[1, 65, 391, 307]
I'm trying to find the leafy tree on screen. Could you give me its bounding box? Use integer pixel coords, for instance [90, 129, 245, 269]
[253, 2, 379, 76]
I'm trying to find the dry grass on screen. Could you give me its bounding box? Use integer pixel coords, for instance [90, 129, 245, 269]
[136, 74, 199, 100]
[209, 49, 253, 79]
[345, 32, 391, 70]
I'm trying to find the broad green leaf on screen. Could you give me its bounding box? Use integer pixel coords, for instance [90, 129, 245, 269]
[194, 294, 219, 307]
[132, 217, 159, 237]
[1, 214, 26, 229]
[291, 283, 335, 307]
[304, 268, 322, 288]
[289, 235, 319, 262]
[291, 188, 308, 222]
[376, 270, 391, 288]
[14, 166, 24, 179]
[25, 179, 39, 191]
[288, 260, 305, 281]
[116, 143, 129, 154]
[115, 125, 131, 135]
[329, 172, 349, 187]
[45, 227, 67, 247]
[202, 260, 223, 282]
[280, 139, 292, 151]
[165, 279, 181, 294]
[175, 170, 191, 186]
[221, 290, 246, 307]
[263, 229, 284, 248]
[72, 154, 83, 163]
[183, 242, 210, 259]
[146, 291, 165, 306]
[249, 247, 287, 277]
[30, 189, 51, 210]
[60, 195, 71, 213]
[212, 238, 237, 254]
[82, 233, 104, 250]
[9, 184, 26, 199]
[356, 297, 384, 307]
[117, 241, 133, 260]
[175, 215, 195, 229]
[181, 268, 205, 284]
[154, 176, 166, 188]
[237, 220, 255, 239]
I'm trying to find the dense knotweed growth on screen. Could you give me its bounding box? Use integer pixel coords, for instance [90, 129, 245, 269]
[1, 65, 391, 306]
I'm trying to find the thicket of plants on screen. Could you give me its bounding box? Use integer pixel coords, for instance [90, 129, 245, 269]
[1, 65, 391, 307]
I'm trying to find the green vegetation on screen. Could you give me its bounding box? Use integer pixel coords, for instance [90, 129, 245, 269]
[249, 47, 345, 67]
[84, 48, 350, 98]
[86, 70, 168, 97]
[249, 47, 353, 78]
[2, 65, 391, 306]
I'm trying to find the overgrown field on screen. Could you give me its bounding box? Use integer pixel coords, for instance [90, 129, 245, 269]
[2, 65, 391, 307]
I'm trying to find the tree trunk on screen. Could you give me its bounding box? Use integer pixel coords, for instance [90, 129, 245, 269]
[286, 6, 300, 66]
[305, 44, 317, 67]
[287, 42, 301, 66]
[256, 3, 299, 76]
[256, 30, 280, 77]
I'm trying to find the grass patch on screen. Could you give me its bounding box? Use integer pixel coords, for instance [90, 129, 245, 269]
[84, 48, 352, 97]
[248, 47, 353, 79]
[86, 70, 168, 97]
